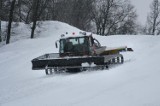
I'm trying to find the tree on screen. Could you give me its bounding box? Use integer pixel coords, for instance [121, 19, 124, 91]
[40, 0, 57, 20]
[14, 0, 23, 22]
[92, 0, 137, 35]
[0, 21, 1, 42]
[92, 0, 114, 35]
[117, 3, 137, 35]
[71, 0, 94, 30]
[30, 0, 49, 38]
[0, 0, 2, 42]
[6, 0, 16, 44]
[146, 0, 160, 35]
[30, 0, 40, 39]
[0, 0, 14, 21]
[52, 0, 94, 31]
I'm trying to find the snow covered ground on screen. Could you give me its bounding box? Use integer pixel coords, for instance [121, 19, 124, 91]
[0, 21, 160, 106]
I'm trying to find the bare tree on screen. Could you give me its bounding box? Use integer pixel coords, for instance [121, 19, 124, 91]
[92, 0, 115, 35]
[70, 0, 94, 30]
[17, 0, 22, 22]
[6, 0, 16, 44]
[0, 0, 10, 21]
[117, 2, 137, 35]
[146, 0, 160, 35]
[23, 0, 34, 24]
[52, 0, 94, 30]
[30, 0, 40, 39]
[0, 21, 1, 42]
[92, 0, 137, 35]
[30, 0, 49, 38]
[0, 0, 2, 42]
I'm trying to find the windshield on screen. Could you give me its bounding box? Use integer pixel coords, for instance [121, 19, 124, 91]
[59, 37, 89, 54]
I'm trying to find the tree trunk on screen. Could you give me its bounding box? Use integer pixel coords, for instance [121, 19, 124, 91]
[30, 0, 40, 39]
[102, 22, 106, 35]
[25, 8, 32, 24]
[18, 0, 22, 22]
[0, 0, 2, 42]
[6, 0, 16, 44]
[152, 19, 156, 35]
[31, 21, 37, 38]
[0, 20, 1, 42]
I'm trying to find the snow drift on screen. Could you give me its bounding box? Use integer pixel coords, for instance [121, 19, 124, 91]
[0, 21, 160, 106]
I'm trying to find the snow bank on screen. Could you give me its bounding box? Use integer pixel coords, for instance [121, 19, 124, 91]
[0, 21, 160, 106]
[1, 21, 80, 43]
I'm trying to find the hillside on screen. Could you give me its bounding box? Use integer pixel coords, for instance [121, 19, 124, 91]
[0, 21, 160, 106]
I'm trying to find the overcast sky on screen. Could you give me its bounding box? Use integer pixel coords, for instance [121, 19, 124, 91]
[130, 0, 152, 26]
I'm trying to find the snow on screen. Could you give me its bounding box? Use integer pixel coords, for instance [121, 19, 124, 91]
[0, 21, 160, 106]
[81, 62, 96, 67]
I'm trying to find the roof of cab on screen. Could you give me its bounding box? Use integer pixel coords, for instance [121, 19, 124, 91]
[60, 32, 92, 39]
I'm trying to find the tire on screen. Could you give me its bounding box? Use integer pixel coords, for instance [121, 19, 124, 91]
[45, 68, 53, 75]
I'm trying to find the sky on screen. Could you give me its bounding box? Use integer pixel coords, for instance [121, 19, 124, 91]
[130, 0, 152, 26]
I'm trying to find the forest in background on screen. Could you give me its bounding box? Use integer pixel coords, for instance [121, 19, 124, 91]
[0, 0, 160, 44]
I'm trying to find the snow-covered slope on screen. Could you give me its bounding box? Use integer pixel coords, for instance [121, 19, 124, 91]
[0, 21, 160, 106]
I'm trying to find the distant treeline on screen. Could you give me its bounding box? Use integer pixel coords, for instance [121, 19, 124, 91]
[0, 0, 159, 44]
